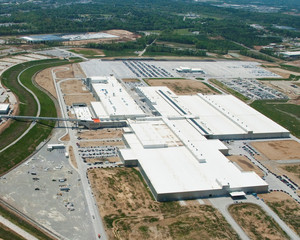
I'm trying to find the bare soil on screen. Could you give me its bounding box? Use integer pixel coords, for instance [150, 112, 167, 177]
[78, 129, 123, 140]
[229, 203, 289, 240]
[227, 155, 264, 177]
[88, 167, 239, 240]
[251, 140, 300, 160]
[259, 192, 300, 235]
[64, 94, 96, 106]
[69, 146, 77, 169]
[72, 48, 105, 57]
[35, 68, 57, 99]
[60, 79, 89, 94]
[61, 134, 70, 142]
[0, 103, 19, 134]
[72, 63, 86, 78]
[145, 78, 219, 95]
[265, 67, 300, 78]
[54, 65, 75, 79]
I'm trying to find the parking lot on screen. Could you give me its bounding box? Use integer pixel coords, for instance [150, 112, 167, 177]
[219, 78, 287, 100]
[78, 146, 118, 159]
[123, 60, 173, 78]
[0, 144, 94, 240]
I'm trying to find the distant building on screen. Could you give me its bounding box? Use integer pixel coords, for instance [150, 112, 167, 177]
[176, 66, 205, 73]
[281, 51, 300, 60]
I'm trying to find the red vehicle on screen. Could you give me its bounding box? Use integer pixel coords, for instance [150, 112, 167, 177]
[98, 234, 101, 238]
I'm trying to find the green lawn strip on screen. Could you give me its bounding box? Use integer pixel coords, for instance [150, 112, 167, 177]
[202, 82, 222, 94]
[103, 49, 138, 57]
[0, 59, 72, 174]
[0, 59, 63, 149]
[209, 79, 249, 101]
[280, 64, 300, 73]
[0, 204, 53, 240]
[250, 100, 300, 138]
[0, 224, 26, 240]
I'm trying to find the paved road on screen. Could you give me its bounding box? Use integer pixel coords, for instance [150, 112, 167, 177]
[53, 68, 108, 240]
[0, 65, 41, 153]
[0, 215, 38, 240]
[210, 197, 250, 240]
[210, 195, 300, 240]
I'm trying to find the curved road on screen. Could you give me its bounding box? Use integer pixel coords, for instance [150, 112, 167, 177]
[0, 66, 41, 153]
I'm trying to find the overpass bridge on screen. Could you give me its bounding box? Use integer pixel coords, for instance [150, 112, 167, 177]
[0, 115, 127, 129]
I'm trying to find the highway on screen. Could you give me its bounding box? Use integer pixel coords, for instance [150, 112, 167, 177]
[52, 67, 108, 240]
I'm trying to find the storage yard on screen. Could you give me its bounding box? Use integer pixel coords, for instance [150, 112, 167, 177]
[80, 60, 281, 79]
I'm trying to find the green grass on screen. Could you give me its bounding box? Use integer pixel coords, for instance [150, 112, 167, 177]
[0, 224, 26, 240]
[202, 82, 222, 94]
[209, 79, 249, 101]
[69, 49, 104, 57]
[280, 64, 300, 73]
[102, 49, 138, 57]
[0, 59, 75, 174]
[0, 204, 53, 240]
[251, 100, 300, 138]
[173, 28, 191, 35]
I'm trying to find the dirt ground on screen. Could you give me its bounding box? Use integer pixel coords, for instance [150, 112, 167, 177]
[78, 140, 124, 148]
[61, 134, 70, 142]
[145, 79, 219, 95]
[60, 79, 89, 94]
[73, 63, 86, 78]
[69, 146, 77, 169]
[258, 192, 300, 235]
[227, 155, 264, 177]
[88, 168, 239, 240]
[64, 94, 96, 106]
[54, 65, 75, 79]
[35, 68, 57, 99]
[228, 203, 289, 240]
[78, 129, 123, 140]
[251, 140, 300, 160]
[122, 78, 140, 82]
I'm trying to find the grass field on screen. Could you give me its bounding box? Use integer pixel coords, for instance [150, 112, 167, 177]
[228, 203, 289, 240]
[251, 100, 300, 138]
[0, 203, 54, 240]
[209, 79, 249, 101]
[0, 59, 76, 174]
[103, 49, 138, 57]
[69, 48, 104, 58]
[280, 64, 300, 73]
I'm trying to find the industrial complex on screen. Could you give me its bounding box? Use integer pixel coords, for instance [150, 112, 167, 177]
[62, 60, 290, 201]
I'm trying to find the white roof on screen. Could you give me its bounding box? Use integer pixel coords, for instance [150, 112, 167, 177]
[282, 51, 300, 56]
[120, 120, 267, 195]
[230, 191, 246, 197]
[73, 106, 92, 120]
[208, 94, 289, 134]
[91, 101, 109, 119]
[92, 76, 145, 118]
[0, 103, 9, 111]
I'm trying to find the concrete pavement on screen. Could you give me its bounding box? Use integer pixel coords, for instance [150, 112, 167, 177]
[0, 215, 38, 240]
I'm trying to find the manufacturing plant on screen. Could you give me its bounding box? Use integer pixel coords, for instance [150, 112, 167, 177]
[73, 71, 289, 201]
[20, 32, 118, 43]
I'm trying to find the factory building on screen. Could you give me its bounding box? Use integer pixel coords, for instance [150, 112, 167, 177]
[176, 66, 205, 73]
[119, 119, 268, 201]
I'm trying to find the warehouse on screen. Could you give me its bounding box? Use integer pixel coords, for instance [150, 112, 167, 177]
[88, 76, 145, 119]
[119, 119, 268, 201]
[137, 86, 290, 139]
